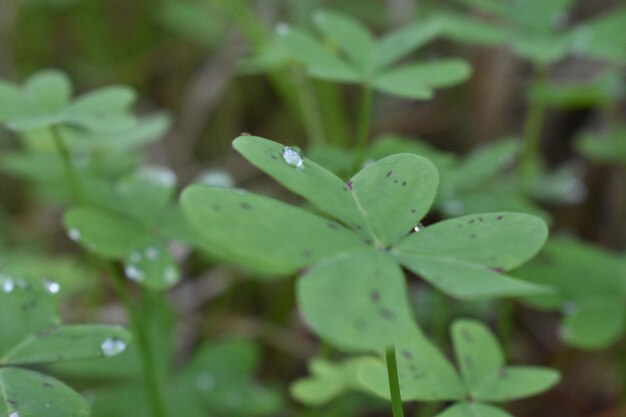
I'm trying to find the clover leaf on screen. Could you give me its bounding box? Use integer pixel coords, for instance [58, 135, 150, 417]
[276, 10, 471, 99]
[63, 166, 189, 290]
[0, 273, 131, 416]
[576, 126, 626, 166]
[514, 237, 626, 349]
[183, 135, 548, 299]
[357, 319, 559, 414]
[0, 69, 136, 133]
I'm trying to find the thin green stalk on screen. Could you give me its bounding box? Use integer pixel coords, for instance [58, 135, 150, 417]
[292, 68, 326, 146]
[519, 65, 548, 186]
[317, 80, 350, 147]
[356, 83, 374, 159]
[50, 125, 85, 203]
[386, 346, 405, 417]
[108, 265, 168, 417]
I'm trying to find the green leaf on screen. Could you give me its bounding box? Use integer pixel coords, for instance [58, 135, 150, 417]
[123, 243, 180, 290]
[560, 298, 625, 349]
[313, 9, 374, 71]
[66, 86, 136, 114]
[576, 128, 626, 165]
[232, 135, 368, 235]
[434, 402, 513, 417]
[64, 206, 149, 258]
[0, 278, 58, 357]
[373, 60, 471, 99]
[0, 81, 31, 122]
[278, 27, 362, 82]
[472, 366, 561, 401]
[349, 153, 439, 247]
[392, 213, 550, 299]
[373, 21, 441, 70]
[181, 185, 367, 275]
[434, 12, 508, 45]
[24, 69, 72, 111]
[297, 250, 416, 352]
[357, 338, 465, 401]
[451, 320, 503, 390]
[0, 367, 90, 417]
[568, 9, 626, 63]
[291, 357, 375, 405]
[1, 325, 131, 365]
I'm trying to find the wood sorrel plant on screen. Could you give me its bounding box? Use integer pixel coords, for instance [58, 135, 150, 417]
[181, 135, 558, 416]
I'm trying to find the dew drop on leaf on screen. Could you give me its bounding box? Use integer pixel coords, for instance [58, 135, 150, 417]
[9, 412, 19, 417]
[413, 223, 424, 232]
[282, 146, 304, 168]
[100, 337, 127, 357]
[68, 228, 81, 242]
[124, 265, 144, 282]
[44, 279, 61, 294]
[1, 275, 15, 293]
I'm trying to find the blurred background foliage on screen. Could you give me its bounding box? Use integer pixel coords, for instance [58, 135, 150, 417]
[0, 0, 625, 416]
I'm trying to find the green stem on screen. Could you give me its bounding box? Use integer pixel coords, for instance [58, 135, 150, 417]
[50, 125, 85, 203]
[109, 266, 168, 417]
[292, 68, 326, 146]
[317, 80, 350, 147]
[356, 83, 374, 160]
[386, 346, 405, 417]
[519, 65, 548, 186]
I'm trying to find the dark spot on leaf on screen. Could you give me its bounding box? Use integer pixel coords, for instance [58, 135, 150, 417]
[8, 399, 17, 405]
[464, 355, 474, 369]
[462, 329, 474, 343]
[394, 180, 398, 184]
[347, 180, 353, 190]
[411, 209, 416, 213]
[470, 234, 476, 238]
[457, 224, 463, 228]
[386, 171, 392, 177]
[379, 308, 395, 320]
[239, 202, 251, 210]
[343, 187, 348, 191]
[478, 217, 484, 222]
[497, 215, 503, 220]
[401, 350, 412, 359]
[43, 382, 53, 388]
[402, 181, 406, 186]
[327, 222, 339, 229]
[468, 219, 475, 224]
[413, 372, 426, 380]
[302, 250, 312, 258]
[211, 204, 220, 212]
[354, 319, 366, 330]
[370, 290, 381, 303]
[363, 239, 373, 245]
[351, 223, 362, 231]
[498, 368, 509, 378]
[490, 267, 504, 273]
[270, 155, 277, 160]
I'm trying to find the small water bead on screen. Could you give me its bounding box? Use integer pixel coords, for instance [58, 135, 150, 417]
[195, 373, 216, 392]
[9, 412, 19, 417]
[196, 169, 235, 188]
[1, 276, 15, 293]
[282, 146, 304, 168]
[413, 223, 425, 233]
[68, 228, 81, 242]
[276, 22, 290, 35]
[44, 279, 61, 294]
[124, 265, 144, 282]
[100, 337, 127, 357]
[163, 267, 178, 284]
[144, 246, 159, 260]
[138, 166, 177, 188]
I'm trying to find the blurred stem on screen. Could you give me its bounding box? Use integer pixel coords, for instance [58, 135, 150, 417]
[519, 64, 548, 186]
[432, 290, 449, 347]
[108, 265, 168, 417]
[386, 346, 405, 417]
[498, 299, 514, 352]
[292, 67, 326, 146]
[50, 125, 85, 204]
[356, 83, 374, 161]
[317, 80, 350, 147]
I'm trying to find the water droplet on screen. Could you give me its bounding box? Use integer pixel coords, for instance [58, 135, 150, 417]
[164, 267, 178, 284]
[9, 412, 19, 417]
[1, 275, 15, 293]
[44, 279, 61, 294]
[138, 166, 177, 188]
[68, 228, 81, 241]
[100, 337, 127, 357]
[276, 22, 290, 35]
[282, 146, 304, 168]
[124, 265, 144, 282]
[195, 373, 216, 392]
[144, 247, 159, 260]
[561, 301, 579, 316]
[413, 223, 425, 233]
[196, 169, 235, 188]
